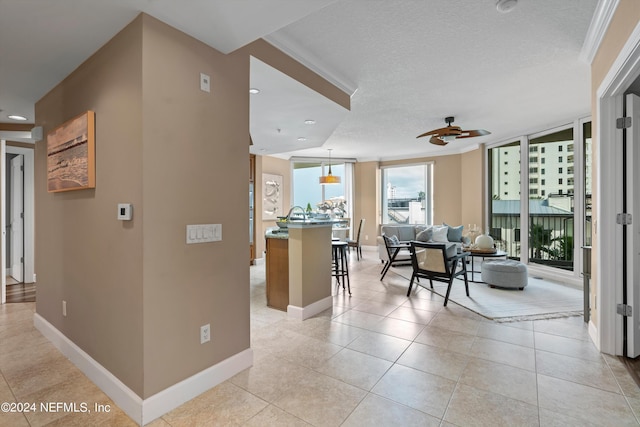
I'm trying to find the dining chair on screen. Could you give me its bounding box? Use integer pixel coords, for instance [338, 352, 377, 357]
[346, 218, 365, 260]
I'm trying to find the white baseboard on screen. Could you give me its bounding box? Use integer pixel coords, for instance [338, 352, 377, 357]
[34, 313, 253, 426]
[287, 295, 332, 320]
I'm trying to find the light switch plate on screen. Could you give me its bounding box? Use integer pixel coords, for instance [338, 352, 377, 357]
[186, 224, 221, 244]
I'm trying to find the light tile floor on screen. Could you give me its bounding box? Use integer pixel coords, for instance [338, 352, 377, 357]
[1, 247, 640, 426]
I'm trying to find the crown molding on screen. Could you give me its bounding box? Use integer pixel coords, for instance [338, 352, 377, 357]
[580, 0, 620, 64]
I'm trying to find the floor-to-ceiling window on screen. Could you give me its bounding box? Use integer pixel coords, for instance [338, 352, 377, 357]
[488, 141, 521, 258]
[486, 119, 590, 281]
[381, 163, 433, 225]
[583, 121, 592, 247]
[528, 128, 575, 271]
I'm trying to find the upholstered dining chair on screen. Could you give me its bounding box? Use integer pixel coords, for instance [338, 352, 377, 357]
[346, 218, 365, 260]
[407, 241, 470, 306]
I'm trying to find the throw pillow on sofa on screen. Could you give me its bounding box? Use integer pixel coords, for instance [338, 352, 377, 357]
[444, 223, 464, 242]
[416, 227, 433, 242]
[432, 225, 449, 243]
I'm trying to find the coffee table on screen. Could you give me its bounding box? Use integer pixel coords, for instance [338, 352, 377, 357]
[467, 250, 508, 283]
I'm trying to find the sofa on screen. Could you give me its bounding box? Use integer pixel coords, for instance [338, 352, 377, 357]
[377, 224, 471, 263]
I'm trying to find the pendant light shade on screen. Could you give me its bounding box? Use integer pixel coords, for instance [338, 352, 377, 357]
[319, 149, 341, 184]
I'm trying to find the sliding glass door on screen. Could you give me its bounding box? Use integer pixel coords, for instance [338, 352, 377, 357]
[486, 119, 590, 280]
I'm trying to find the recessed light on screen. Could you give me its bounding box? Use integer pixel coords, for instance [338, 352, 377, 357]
[8, 114, 27, 121]
[297, 137, 307, 142]
[304, 119, 316, 125]
[249, 88, 260, 94]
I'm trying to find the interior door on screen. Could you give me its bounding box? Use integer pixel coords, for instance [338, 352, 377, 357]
[625, 93, 640, 357]
[9, 154, 23, 283]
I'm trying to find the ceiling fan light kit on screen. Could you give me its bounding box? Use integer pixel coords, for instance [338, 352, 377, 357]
[416, 116, 490, 146]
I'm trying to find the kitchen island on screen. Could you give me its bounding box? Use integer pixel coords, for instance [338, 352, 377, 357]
[265, 220, 337, 320]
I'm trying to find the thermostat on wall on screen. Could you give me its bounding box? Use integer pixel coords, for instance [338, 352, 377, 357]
[118, 203, 133, 221]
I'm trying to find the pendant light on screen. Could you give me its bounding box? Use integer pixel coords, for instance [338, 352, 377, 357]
[319, 149, 341, 184]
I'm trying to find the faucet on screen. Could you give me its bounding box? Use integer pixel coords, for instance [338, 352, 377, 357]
[286, 206, 307, 221]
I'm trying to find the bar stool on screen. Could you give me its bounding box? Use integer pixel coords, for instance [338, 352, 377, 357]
[332, 241, 351, 295]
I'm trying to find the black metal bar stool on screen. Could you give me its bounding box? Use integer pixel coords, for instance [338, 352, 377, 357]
[332, 240, 351, 295]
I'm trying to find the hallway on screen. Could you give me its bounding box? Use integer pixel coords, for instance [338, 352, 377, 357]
[1, 249, 639, 425]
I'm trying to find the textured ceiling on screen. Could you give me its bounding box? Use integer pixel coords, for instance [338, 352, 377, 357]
[0, 0, 598, 161]
[266, 0, 598, 160]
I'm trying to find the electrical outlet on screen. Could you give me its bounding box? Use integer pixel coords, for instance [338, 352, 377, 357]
[62, 300, 67, 317]
[365, 235, 368, 241]
[200, 324, 210, 344]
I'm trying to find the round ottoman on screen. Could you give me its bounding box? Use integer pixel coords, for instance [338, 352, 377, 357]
[481, 260, 528, 290]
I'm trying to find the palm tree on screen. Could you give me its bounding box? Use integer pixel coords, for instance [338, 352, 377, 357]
[529, 223, 552, 259]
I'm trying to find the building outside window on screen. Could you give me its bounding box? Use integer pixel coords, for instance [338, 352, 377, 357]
[488, 123, 586, 276]
[381, 163, 433, 225]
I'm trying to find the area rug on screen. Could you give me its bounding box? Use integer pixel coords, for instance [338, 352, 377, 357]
[390, 266, 583, 321]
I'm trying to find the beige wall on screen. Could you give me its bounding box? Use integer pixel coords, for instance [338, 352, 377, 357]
[460, 148, 485, 230]
[353, 161, 379, 246]
[139, 15, 250, 397]
[35, 16, 145, 394]
[590, 0, 640, 328]
[254, 155, 291, 259]
[35, 14, 251, 398]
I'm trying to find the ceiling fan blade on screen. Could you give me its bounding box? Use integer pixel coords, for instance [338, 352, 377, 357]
[416, 126, 461, 139]
[457, 129, 491, 138]
[429, 136, 448, 146]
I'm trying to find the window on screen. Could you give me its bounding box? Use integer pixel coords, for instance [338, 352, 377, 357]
[568, 166, 574, 174]
[293, 160, 352, 219]
[381, 163, 432, 225]
[488, 126, 576, 273]
[568, 144, 574, 152]
[568, 155, 574, 163]
[583, 121, 592, 246]
[488, 141, 521, 258]
[504, 161, 508, 165]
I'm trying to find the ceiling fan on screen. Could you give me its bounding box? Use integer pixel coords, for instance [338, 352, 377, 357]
[416, 116, 490, 146]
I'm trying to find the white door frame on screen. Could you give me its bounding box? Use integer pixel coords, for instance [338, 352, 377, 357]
[595, 20, 640, 354]
[9, 154, 24, 282]
[6, 146, 35, 284]
[1, 143, 35, 304]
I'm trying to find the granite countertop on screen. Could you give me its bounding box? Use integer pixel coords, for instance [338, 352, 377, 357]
[266, 219, 347, 239]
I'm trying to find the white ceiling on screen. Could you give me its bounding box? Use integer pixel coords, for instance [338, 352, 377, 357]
[0, 0, 598, 161]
